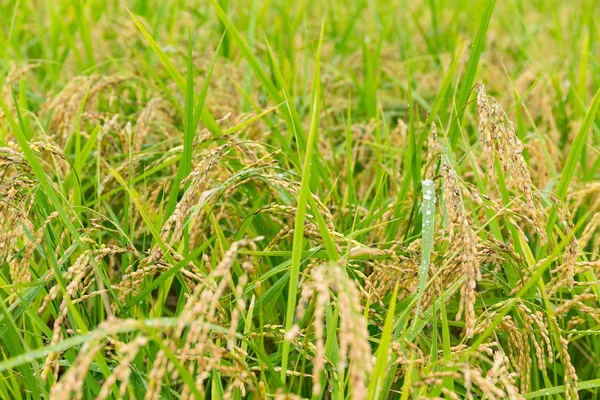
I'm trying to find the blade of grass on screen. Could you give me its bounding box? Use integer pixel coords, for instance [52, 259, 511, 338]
[208, 0, 318, 163]
[126, 8, 222, 135]
[280, 23, 324, 383]
[164, 28, 196, 220]
[524, 378, 600, 398]
[545, 87, 600, 237]
[448, 0, 496, 148]
[368, 284, 399, 400]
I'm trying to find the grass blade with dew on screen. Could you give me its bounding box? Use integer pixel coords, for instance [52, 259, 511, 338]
[413, 179, 436, 325]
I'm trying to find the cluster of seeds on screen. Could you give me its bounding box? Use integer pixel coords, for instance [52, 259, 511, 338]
[476, 82, 547, 243]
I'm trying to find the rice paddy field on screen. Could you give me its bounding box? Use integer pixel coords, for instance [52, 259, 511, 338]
[1, 0, 600, 398]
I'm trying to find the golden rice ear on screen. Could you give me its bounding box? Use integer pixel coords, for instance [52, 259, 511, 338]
[285, 262, 372, 398]
[553, 316, 579, 400]
[96, 335, 149, 400]
[440, 161, 480, 338]
[41, 75, 127, 146]
[476, 82, 547, 244]
[50, 339, 105, 400]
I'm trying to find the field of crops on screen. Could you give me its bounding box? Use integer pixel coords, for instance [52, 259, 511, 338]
[1, 0, 599, 398]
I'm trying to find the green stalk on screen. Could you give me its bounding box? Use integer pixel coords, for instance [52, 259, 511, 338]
[280, 23, 324, 384]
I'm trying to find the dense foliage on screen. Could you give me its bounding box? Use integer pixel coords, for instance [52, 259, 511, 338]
[1, 0, 599, 398]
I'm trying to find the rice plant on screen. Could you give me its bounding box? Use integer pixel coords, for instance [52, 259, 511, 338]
[1, 0, 599, 399]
